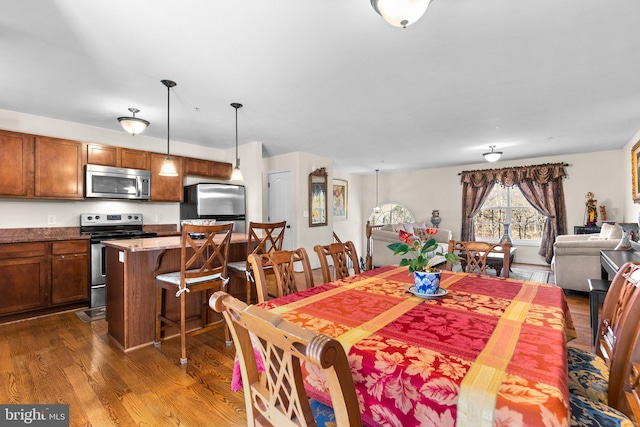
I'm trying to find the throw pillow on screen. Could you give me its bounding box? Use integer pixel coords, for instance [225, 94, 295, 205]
[599, 223, 623, 240]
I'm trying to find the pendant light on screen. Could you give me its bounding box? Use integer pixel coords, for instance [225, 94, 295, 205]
[159, 80, 178, 177]
[373, 169, 382, 213]
[117, 108, 149, 135]
[230, 102, 244, 182]
[370, 0, 432, 28]
[483, 145, 503, 163]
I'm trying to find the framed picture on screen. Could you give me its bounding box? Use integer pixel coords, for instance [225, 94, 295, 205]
[332, 179, 348, 221]
[632, 140, 640, 203]
[309, 168, 328, 227]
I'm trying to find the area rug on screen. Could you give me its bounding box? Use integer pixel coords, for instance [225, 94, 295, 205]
[75, 306, 105, 323]
[454, 265, 552, 284]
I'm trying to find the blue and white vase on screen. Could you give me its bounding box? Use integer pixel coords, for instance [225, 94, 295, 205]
[413, 270, 441, 294]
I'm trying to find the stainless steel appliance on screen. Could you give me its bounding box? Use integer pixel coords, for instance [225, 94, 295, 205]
[180, 183, 246, 232]
[80, 213, 157, 307]
[85, 164, 151, 200]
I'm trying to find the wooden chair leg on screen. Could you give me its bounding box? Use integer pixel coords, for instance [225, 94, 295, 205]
[180, 292, 187, 365]
[154, 285, 163, 346]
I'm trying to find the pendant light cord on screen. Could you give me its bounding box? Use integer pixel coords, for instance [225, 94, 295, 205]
[166, 84, 170, 156]
[235, 106, 238, 165]
[375, 169, 379, 207]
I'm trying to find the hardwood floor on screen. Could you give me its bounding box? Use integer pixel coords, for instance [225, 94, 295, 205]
[0, 266, 591, 426]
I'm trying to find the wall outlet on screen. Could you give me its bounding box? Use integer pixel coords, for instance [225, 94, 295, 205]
[47, 215, 56, 225]
[155, 215, 162, 223]
[303, 211, 309, 218]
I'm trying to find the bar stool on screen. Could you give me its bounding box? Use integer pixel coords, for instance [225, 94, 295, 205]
[155, 223, 233, 364]
[588, 278, 611, 346]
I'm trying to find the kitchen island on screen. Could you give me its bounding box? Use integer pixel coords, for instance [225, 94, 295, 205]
[104, 234, 249, 351]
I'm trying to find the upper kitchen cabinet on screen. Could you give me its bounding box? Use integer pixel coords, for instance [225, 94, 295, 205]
[35, 136, 84, 199]
[0, 130, 34, 197]
[86, 143, 149, 170]
[120, 148, 149, 170]
[150, 153, 184, 202]
[184, 157, 233, 180]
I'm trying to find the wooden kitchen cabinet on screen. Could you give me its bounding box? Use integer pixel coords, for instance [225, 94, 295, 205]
[0, 130, 34, 197]
[120, 148, 149, 170]
[86, 143, 149, 170]
[150, 153, 184, 202]
[0, 242, 48, 315]
[50, 240, 89, 305]
[0, 240, 90, 320]
[35, 136, 84, 199]
[184, 157, 233, 180]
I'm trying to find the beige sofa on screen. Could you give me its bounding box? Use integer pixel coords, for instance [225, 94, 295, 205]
[551, 223, 623, 292]
[366, 221, 453, 269]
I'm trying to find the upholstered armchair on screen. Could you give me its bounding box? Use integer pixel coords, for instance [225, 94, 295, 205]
[551, 223, 623, 292]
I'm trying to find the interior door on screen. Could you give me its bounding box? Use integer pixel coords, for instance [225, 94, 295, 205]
[267, 170, 293, 250]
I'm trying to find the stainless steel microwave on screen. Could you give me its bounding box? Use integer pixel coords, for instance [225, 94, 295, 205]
[85, 164, 151, 200]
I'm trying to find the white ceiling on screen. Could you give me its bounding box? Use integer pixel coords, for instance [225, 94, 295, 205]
[3, 0, 640, 174]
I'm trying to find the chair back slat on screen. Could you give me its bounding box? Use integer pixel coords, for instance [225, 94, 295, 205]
[446, 240, 511, 278]
[248, 221, 286, 258]
[595, 262, 640, 409]
[249, 248, 314, 303]
[209, 292, 362, 427]
[181, 224, 233, 286]
[314, 241, 360, 284]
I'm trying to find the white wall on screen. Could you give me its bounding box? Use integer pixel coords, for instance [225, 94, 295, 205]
[358, 150, 626, 265]
[0, 109, 264, 229]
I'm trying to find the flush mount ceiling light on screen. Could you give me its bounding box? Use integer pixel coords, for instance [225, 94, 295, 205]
[370, 0, 432, 28]
[117, 108, 149, 135]
[483, 145, 503, 163]
[230, 102, 244, 182]
[159, 80, 178, 177]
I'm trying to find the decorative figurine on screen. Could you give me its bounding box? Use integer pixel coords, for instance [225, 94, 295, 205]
[430, 209, 441, 228]
[585, 192, 597, 226]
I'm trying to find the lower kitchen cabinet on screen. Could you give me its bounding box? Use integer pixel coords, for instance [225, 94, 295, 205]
[51, 240, 89, 304]
[0, 239, 89, 320]
[0, 243, 47, 315]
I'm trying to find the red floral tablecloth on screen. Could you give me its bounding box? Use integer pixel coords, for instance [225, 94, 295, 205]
[259, 266, 575, 427]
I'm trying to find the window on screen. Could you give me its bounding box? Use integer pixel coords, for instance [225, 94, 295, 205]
[474, 185, 546, 241]
[369, 203, 414, 226]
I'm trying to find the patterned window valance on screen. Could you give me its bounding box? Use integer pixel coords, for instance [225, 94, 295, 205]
[459, 162, 567, 187]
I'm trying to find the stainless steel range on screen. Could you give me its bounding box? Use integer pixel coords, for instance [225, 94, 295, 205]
[80, 213, 157, 307]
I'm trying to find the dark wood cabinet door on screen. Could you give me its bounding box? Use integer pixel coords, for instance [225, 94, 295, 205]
[34, 137, 84, 199]
[51, 253, 89, 304]
[150, 153, 183, 202]
[121, 148, 149, 170]
[0, 256, 48, 315]
[86, 143, 118, 166]
[0, 130, 34, 197]
[184, 158, 210, 176]
[210, 161, 232, 180]
[51, 240, 89, 305]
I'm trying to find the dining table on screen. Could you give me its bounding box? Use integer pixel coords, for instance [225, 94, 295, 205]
[257, 265, 576, 427]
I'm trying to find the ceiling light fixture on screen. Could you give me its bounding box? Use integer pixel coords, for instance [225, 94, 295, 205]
[483, 145, 503, 163]
[373, 169, 382, 213]
[230, 102, 244, 182]
[117, 108, 149, 135]
[159, 80, 178, 177]
[370, 0, 432, 28]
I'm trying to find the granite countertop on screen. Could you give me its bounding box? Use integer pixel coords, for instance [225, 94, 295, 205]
[0, 227, 88, 244]
[103, 233, 250, 252]
[0, 224, 180, 244]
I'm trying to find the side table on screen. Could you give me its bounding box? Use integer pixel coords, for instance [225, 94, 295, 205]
[588, 278, 611, 345]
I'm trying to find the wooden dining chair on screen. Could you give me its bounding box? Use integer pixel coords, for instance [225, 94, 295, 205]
[568, 261, 640, 419]
[209, 291, 362, 427]
[445, 240, 512, 278]
[227, 221, 286, 304]
[314, 241, 360, 284]
[248, 248, 314, 303]
[154, 223, 233, 364]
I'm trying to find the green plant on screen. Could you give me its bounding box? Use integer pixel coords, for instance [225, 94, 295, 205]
[387, 228, 458, 273]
